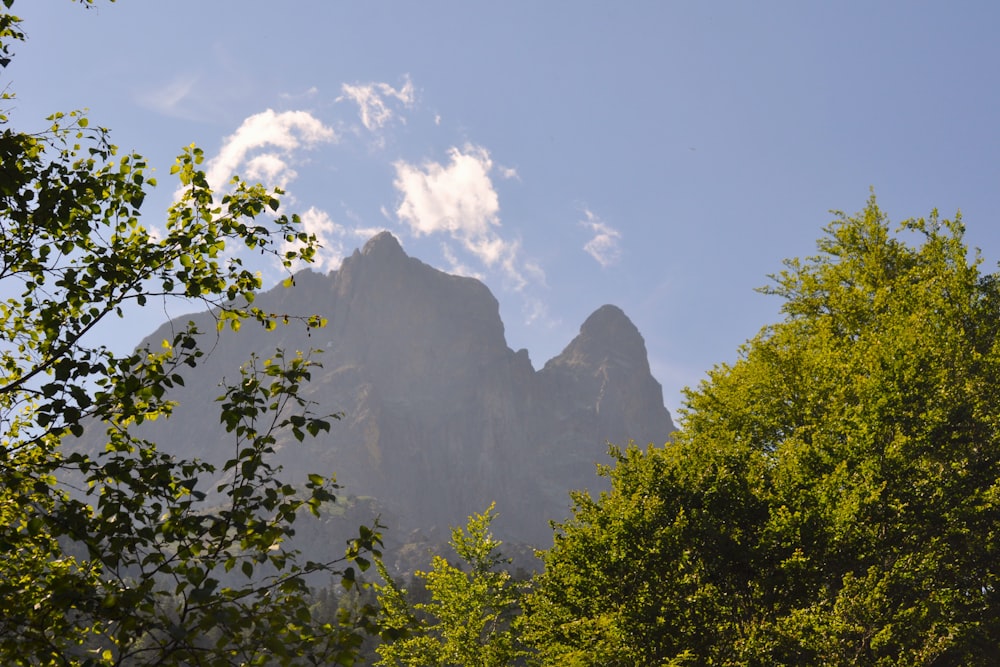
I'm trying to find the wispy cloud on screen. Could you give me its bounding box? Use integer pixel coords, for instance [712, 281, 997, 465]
[580, 209, 623, 268]
[339, 75, 415, 132]
[349, 226, 391, 240]
[522, 296, 553, 327]
[136, 73, 200, 119]
[440, 243, 485, 281]
[392, 143, 539, 290]
[279, 86, 319, 102]
[204, 109, 336, 192]
[497, 165, 520, 181]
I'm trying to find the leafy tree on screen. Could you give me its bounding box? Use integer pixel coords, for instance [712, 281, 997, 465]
[525, 195, 1000, 665]
[522, 442, 755, 666]
[0, 2, 378, 664]
[375, 504, 529, 666]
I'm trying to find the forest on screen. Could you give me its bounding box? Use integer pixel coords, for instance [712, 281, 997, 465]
[2, 2, 999, 665]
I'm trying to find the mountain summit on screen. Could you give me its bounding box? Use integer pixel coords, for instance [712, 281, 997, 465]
[360, 230, 407, 259]
[124, 233, 675, 560]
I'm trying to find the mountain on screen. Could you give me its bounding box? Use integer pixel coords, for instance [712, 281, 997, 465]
[110, 232, 675, 567]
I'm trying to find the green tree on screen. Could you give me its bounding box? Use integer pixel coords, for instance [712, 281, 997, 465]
[0, 2, 379, 664]
[522, 441, 759, 666]
[525, 196, 1000, 665]
[375, 504, 529, 667]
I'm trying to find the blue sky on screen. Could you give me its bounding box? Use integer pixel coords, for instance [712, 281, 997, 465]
[9, 2, 1000, 415]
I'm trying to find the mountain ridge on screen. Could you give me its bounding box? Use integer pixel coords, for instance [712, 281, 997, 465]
[110, 232, 675, 564]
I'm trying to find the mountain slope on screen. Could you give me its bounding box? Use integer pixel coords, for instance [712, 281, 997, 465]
[115, 232, 675, 559]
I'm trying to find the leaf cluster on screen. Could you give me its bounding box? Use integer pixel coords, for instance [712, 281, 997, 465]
[374, 504, 530, 667]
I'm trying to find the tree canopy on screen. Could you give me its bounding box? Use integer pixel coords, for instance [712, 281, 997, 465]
[525, 196, 1000, 665]
[375, 504, 529, 667]
[0, 2, 378, 664]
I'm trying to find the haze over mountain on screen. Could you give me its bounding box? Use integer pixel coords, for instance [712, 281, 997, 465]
[115, 232, 674, 563]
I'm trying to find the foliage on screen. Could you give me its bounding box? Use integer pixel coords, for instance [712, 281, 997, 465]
[375, 504, 530, 666]
[525, 195, 1000, 665]
[523, 442, 749, 666]
[0, 2, 379, 664]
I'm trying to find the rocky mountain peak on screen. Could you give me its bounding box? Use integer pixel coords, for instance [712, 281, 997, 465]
[361, 230, 406, 260]
[545, 304, 650, 375]
[535, 304, 672, 486]
[580, 303, 636, 337]
[115, 233, 675, 564]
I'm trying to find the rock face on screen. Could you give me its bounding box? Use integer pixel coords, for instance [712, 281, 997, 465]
[124, 232, 675, 560]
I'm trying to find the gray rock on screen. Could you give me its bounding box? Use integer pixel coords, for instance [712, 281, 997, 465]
[109, 232, 675, 564]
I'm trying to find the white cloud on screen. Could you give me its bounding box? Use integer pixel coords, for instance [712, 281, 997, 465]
[580, 209, 623, 268]
[244, 153, 292, 186]
[339, 75, 415, 132]
[393, 143, 538, 290]
[204, 109, 336, 192]
[393, 144, 499, 245]
[176, 110, 333, 202]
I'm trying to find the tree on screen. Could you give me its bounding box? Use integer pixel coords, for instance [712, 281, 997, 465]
[525, 195, 1000, 665]
[522, 442, 759, 666]
[0, 2, 379, 664]
[375, 504, 529, 666]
